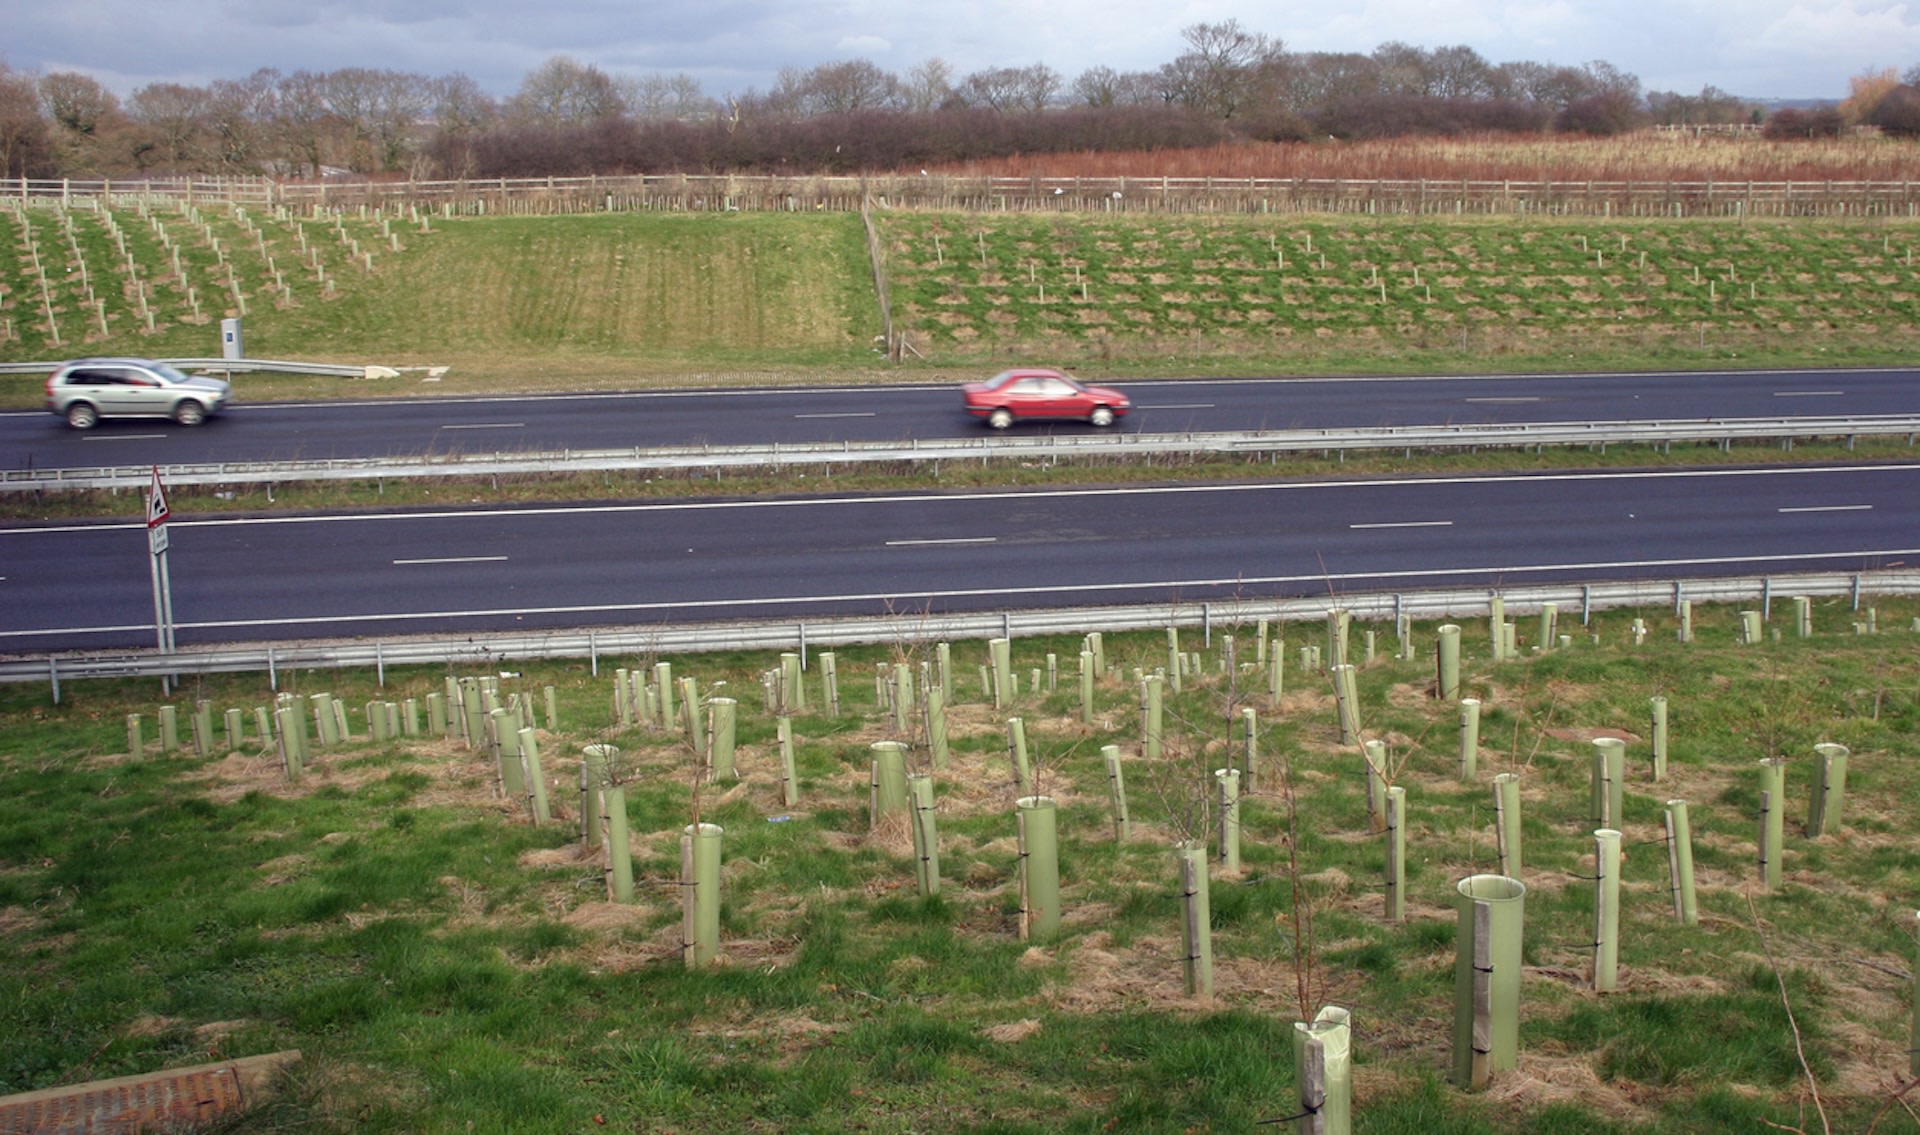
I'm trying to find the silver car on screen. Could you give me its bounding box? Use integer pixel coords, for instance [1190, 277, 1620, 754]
[45, 358, 232, 429]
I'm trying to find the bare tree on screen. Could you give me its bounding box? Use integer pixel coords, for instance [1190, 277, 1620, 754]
[38, 71, 127, 172]
[956, 64, 1060, 113]
[1162, 19, 1283, 119]
[901, 58, 953, 113]
[128, 82, 212, 168]
[206, 69, 280, 173]
[0, 64, 55, 178]
[509, 56, 625, 126]
[622, 73, 714, 120]
[274, 69, 334, 176]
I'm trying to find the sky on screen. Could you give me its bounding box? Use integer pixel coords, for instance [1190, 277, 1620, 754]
[9, 0, 1920, 104]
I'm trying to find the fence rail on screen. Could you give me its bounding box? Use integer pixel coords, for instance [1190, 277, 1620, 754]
[2, 570, 1908, 691]
[10, 173, 1920, 218]
[5, 415, 1915, 492]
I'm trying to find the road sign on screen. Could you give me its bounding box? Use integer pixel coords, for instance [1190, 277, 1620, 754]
[147, 466, 170, 530]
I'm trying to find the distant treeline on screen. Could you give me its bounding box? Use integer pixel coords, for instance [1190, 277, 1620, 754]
[1, 23, 1912, 182]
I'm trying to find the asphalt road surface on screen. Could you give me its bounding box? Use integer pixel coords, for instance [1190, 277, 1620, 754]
[4, 366, 1918, 472]
[4, 463, 1914, 651]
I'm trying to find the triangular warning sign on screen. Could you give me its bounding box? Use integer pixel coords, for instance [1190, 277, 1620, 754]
[147, 465, 170, 529]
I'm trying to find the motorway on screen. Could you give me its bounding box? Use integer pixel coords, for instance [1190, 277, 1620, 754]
[4, 366, 1920, 471]
[3, 463, 1916, 651]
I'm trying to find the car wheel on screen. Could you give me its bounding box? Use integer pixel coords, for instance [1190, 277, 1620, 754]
[65, 403, 99, 430]
[1089, 406, 1115, 427]
[173, 401, 207, 426]
[987, 408, 1014, 430]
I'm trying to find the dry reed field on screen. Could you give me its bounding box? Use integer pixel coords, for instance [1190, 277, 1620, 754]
[938, 134, 1920, 184]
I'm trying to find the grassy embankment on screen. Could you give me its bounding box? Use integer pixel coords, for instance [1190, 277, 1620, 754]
[2, 605, 1918, 1132]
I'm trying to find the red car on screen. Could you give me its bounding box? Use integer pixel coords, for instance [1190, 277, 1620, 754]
[961, 367, 1131, 429]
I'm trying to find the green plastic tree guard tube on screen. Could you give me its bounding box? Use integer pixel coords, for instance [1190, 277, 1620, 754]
[926, 685, 949, 769]
[194, 702, 214, 756]
[1758, 757, 1786, 890]
[1385, 786, 1407, 924]
[1650, 697, 1669, 781]
[870, 741, 909, 826]
[1166, 627, 1182, 694]
[936, 642, 952, 702]
[679, 677, 703, 755]
[614, 669, 631, 726]
[990, 637, 1013, 707]
[1678, 599, 1693, 643]
[581, 745, 615, 850]
[1538, 603, 1558, 651]
[1256, 619, 1269, 665]
[1436, 625, 1461, 701]
[332, 696, 351, 744]
[461, 691, 484, 750]
[1016, 796, 1061, 942]
[1175, 841, 1213, 997]
[1794, 595, 1812, 638]
[1590, 737, 1626, 828]
[276, 706, 303, 780]
[822, 651, 840, 715]
[1241, 706, 1258, 792]
[1007, 717, 1032, 795]
[1293, 1005, 1352, 1135]
[681, 822, 723, 967]
[779, 652, 802, 712]
[1489, 596, 1506, 662]
[894, 665, 913, 732]
[1664, 799, 1697, 925]
[1362, 739, 1388, 834]
[367, 700, 386, 743]
[708, 697, 738, 782]
[402, 699, 419, 738]
[1591, 829, 1622, 992]
[1458, 698, 1481, 781]
[1143, 674, 1164, 761]
[1326, 608, 1351, 671]
[1493, 774, 1522, 878]
[1807, 742, 1849, 838]
[1331, 664, 1360, 746]
[1452, 873, 1526, 1090]
[652, 662, 673, 727]
[1269, 651, 1284, 702]
[777, 717, 798, 806]
[1103, 744, 1130, 841]
[1216, 769, 1241, 872]
[224, 707, 243, 749]
[1740, 610, 1764, 644]
[603, 785, 634, 902]
[1080, 650, 1096, 726]
[909, 773, 940, 897]
[127, 714, 143, 760]
[254, 706, 273, 747]
[158, 704, 178, 753]
[518, 728, 551, 824]
[544, 686, 558, 730]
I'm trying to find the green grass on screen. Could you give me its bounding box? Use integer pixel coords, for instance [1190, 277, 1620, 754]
[4, 604, 1920, 1131]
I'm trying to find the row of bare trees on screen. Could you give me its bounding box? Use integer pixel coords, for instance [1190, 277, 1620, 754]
[0, 22, 1897, 183]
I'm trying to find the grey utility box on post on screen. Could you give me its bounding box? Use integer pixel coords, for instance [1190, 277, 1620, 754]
[220, 317, 244, 360]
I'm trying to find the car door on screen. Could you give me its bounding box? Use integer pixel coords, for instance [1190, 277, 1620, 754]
[107, 365, 166, 416]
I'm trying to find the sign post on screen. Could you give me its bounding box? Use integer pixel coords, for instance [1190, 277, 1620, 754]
[147, 467, 175, 686]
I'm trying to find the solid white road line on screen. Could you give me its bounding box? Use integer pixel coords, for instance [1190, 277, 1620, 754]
[887, 537, 997, 546]
[83, 433, 167, 441]
[1351, 520, 1454, 529]
[1773, 390, 1845, 397]
[392, 555, 510, 565]
[1778, 504, 1872, 514]
[439, 422, 525, 430]
[795, 412, 878, 419]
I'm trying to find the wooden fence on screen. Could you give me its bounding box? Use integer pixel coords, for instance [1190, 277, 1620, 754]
[10, 172, 1920, 218]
